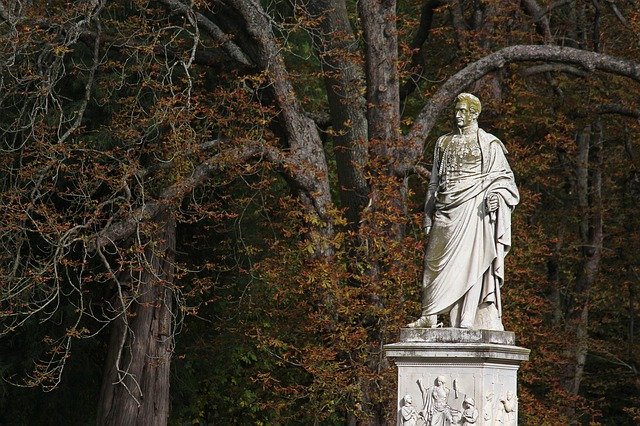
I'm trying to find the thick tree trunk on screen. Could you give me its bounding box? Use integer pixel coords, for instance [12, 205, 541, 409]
[97, 215, 176, 426]
[305, 0, 369, 228]
[358, 0, 400, 152]
[358, 0, 405, 241]
[349, 3, 407, 423]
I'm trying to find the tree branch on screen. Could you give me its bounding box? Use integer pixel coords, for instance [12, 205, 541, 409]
[402, 45, 640, 172]
[87, 142, 313, 251]
[520, 0, 554, 44]
[0, 0, 16, 23]
[605, 0, 633, 31]
[523, 63, 588, 77]
[223, 0, 322, 152]
[156, 0, 253, 67]
[532, 0, 574, 22]
[595, 104, 640, 120]
[400, 0, 444, 103]
[221, 0, 335, 241]
[58, 19, 102, 144]
[303, 0, 369, 227]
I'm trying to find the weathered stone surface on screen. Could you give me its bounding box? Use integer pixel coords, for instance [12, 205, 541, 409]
[385, 331, 529, 425]
[399, 328, 516, 345]
[409, 93, 519, 332]
[398, 95, 528, 424]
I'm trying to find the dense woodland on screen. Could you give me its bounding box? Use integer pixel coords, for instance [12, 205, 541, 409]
[0, 0, 639, 424]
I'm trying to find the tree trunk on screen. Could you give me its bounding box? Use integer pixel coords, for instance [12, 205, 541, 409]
[226, 0, 336, 257]
[305, 0, 369, 229]
[629, 280, 636, 359]
[358, 0, 406, 243]
[563, 122, 603, 419]
[97, 215, 176, 426]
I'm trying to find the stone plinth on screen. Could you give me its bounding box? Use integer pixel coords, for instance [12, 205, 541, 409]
[385, 329, 529, 426]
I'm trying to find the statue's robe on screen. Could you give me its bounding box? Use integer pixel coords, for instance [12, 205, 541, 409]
[422, 385, 452, 426]
[422, 127, 519, 327]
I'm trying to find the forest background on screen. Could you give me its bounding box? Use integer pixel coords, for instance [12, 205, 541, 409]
[0, 0, 639, 424]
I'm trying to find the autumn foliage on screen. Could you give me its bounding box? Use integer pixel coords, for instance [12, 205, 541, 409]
[0, 0, 639, 425]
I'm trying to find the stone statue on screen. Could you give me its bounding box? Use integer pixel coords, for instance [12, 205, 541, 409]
[460, 397, 478, 424]
[401, 394, 420, 426]
[418, 376, 454, 426]
[496, 391, 517, 425]
[483, 392, 494, 423]
[408, 93, 519, 330]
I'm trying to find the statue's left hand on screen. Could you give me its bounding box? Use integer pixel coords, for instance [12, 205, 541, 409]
[486, 193, 499, 212]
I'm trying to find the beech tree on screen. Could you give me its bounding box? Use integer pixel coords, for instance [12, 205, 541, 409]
[1, 0, 640, 424]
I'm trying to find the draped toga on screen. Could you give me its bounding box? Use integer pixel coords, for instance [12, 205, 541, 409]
[422, 127, 519, 325]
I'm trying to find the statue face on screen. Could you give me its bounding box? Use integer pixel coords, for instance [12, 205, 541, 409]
[405, 395, 412, 404]
[455, 101, 478, 128]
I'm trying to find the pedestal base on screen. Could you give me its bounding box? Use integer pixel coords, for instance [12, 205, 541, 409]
[385, 328, 529, 426]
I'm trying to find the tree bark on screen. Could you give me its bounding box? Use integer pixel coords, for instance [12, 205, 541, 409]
[399, 0, 442, 103]
[358, 0, 400, 154]
[358, 0, 406, 241]
[225, 0, 335, 256]
[403, 45, 640, 173]
[97, 215, 176, 426]
[563, 122, 603, 410]
[305, 0, 370, 228]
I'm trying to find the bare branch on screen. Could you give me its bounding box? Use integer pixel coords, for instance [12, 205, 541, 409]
[0, 0, 16, 23]
[606, 0, 631, 29]
[400, 0, 444, 103]
[403, 44, 640, 169]
[87, 142, 303, 251]
[400, 0, 444, 102]
[156, 0, 253, 67]
[412, 165, 431, 180]
[532, 0, 574, 22]
[58, 20, 102, 144]
[595, 104, 640, 120]
[520, 0, 554, 43]
[220, 0, 334, 237]
[223, 0, 322, 150]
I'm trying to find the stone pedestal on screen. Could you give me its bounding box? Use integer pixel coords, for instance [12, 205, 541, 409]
[385, 328, 529, 426]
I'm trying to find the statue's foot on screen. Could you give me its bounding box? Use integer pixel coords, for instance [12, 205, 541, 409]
[407, 314, 438, 328]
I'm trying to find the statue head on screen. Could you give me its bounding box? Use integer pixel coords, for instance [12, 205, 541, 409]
[455, 93, 481, 129]
[404, 394, 413, 405]
[463, 397, 475, 408]
[435, 375, 446, 386]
